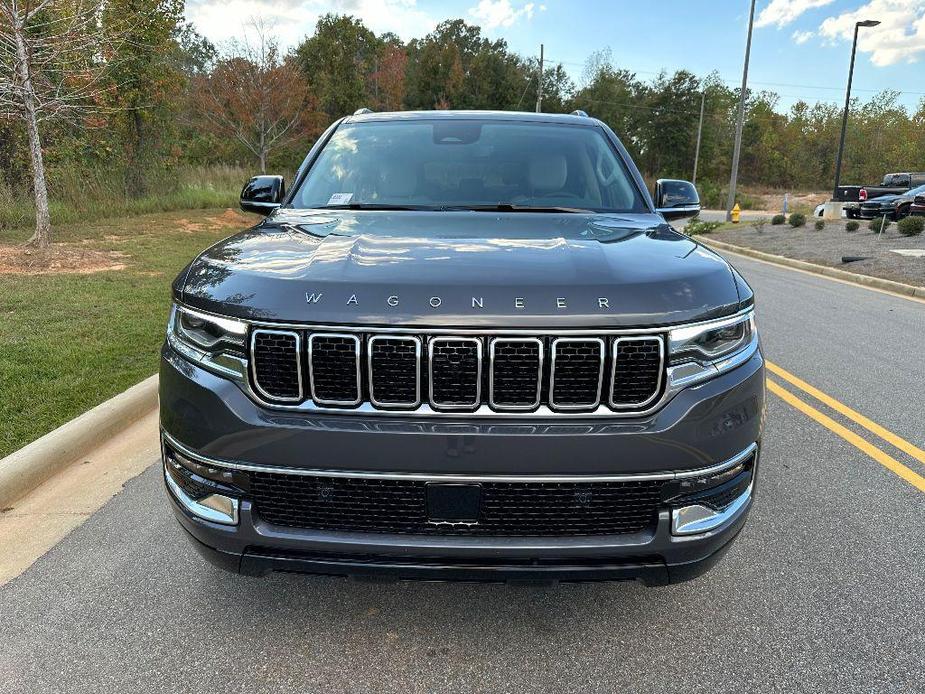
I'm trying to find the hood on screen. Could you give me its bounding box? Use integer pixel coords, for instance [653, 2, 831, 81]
[179, 210, 742, 328]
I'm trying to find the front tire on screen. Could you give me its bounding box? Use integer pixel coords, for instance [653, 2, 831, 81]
[895, 205, 911, 221]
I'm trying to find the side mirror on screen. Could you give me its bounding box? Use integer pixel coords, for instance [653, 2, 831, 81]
[240, 175, 285, 215]
[654, 179, 701, 221]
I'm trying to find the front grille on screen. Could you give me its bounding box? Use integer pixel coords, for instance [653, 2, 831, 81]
[610, 337, 664, 407]
[250, 473, 663, 537]
[248, 327, 666, 414]
[308, 334, 361, 405]
[251, 330, 301, 401]
[429, 338, 481, 409]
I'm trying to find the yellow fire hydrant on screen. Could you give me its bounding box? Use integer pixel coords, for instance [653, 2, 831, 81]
[731, 203, 741, 224]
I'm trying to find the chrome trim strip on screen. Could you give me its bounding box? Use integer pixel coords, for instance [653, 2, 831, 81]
[176, 302, 754, 336]
[549, 337, 605, 412]
[428, 336, 483, 411]
[250, 329, 303, 403]
[163, 461, 239, 525]
[671, 483, 753, 535]
[609, 335, 665, 409]
[308, 333, 362, 406]
[367, 335, 422, 409]
[162, 432, 757, 484]
[489, 337, 543, 411]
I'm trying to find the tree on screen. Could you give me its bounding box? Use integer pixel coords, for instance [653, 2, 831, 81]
[0, 0, 118, 247]
[193, 21, 316, 172]
[295, 14, 377, 120]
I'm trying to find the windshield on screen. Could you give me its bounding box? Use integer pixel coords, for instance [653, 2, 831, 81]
[907, 184, 925, 197]
[290, 119, 647, 213]
[883, 174, 910, 187]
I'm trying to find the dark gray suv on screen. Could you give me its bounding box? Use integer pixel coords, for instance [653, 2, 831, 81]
[160, 110, 764, 585]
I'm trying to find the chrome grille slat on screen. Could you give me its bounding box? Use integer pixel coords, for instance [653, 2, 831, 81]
[610, 336, 665, 408]
[251, 329, 302, 402]
[549, 338, 604, 411]
[308, 333, 361, 406]
[429, 337, 482, 410]
[368, 336, 421, 408]
[489, 338, 543, 411]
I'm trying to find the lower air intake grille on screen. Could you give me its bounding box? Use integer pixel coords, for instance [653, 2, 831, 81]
[611, 337, 664, 407]
[250, 473, 663, 537]
[369, 337, 420, 407]
[550, 338, 604, 409]
[309, 334, 360, 405]
[490, 338, 542, 409]
[251, 330, 301, 401]
[429, 338, 481, 409]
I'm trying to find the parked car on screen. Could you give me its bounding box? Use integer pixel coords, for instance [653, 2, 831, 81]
[160, 109, 764, 585]
[856, 184, 925, 220]
[911, 193, 925, 217]
[836, 172, 925, 217]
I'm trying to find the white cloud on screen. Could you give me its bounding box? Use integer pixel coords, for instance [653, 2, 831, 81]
[468, 0, 541, 29]
[818, 0, 925, 67]
[791, 29, 815, 44]
[755, 0, 835, 29]
[185, 0, 438, 50]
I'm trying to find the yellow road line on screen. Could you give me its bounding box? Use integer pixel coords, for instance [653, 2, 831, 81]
[766, 360, 925, 468]
[767, 378, 925, 493]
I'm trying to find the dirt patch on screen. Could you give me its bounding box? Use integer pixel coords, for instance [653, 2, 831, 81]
[709, 220, 925, 287]
[0, 244, 128, 275]
[176, 218, 207, 233]
[204, 208, 252, 229]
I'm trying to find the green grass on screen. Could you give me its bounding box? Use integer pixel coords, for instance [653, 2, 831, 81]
[0, 208, 258, 458]
[0, 164, 248, 231]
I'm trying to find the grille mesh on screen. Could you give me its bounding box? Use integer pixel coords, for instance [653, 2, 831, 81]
[430, 339, 481, 408]
[252, 331, 300, 400]
[491, 339, 542, 408]
[250, 473, 663, 537]
[611, 337, 663, 406]
[309, 335, 360, 404]
[550, 339, 603, 408]
[369, 337, 419, 406]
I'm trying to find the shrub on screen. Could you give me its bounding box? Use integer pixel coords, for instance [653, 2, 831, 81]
[814, 220, 825, 230]
[868, 216, 891, 232]
[897, 215, 925, 236]
[788, 212, 806, 228]
[685, 216, 724, 236]
[771, 214, 786, 225]
[846, 221, 859, 232]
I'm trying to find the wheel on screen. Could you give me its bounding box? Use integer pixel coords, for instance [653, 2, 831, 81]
[895, 205, 911, 221]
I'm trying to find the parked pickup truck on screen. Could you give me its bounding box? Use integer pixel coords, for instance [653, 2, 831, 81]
[837, 172, 925, 218]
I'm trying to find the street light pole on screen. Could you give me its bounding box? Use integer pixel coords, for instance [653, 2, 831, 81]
[725, 0, 756, 222]
[832, 20, 880, 200]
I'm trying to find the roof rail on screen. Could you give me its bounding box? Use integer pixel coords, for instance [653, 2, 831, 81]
[353, 108, 374, 115]
[570, 109, 589, 117]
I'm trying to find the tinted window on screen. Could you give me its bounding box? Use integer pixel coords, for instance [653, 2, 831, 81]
[292, 120, 647, 213]
[884, 174, 910, 187]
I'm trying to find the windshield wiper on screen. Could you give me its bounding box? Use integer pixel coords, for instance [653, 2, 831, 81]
[315, 203, 435, 211]
[443, 203, 592, 213]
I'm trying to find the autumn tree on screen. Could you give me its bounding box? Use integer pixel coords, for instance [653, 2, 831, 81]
[0, 0, 121, 247]
[194, 22, 316, 172]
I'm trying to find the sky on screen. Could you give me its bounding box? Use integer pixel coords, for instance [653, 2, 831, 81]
[184, 0, 925, 113]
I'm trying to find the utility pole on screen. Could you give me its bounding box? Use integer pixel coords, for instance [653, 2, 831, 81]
[725, 0, 756, 222]
[693, 91, 705, 185]
[833, 20, 881, 200]
[535, 43, 544, 113]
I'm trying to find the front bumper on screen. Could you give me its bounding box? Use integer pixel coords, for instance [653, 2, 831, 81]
[160, 342, 765, 584]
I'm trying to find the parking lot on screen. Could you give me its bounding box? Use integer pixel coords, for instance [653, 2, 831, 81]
[1, 252, 923, 693]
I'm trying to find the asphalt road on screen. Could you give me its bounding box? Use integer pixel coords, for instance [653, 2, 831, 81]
[2, 254, 924, 693]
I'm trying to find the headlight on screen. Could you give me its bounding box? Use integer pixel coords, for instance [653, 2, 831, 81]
[167, 304, 248, 379]
[668, 309, 756, 366]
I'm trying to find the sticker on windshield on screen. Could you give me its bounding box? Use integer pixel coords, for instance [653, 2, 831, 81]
[327, 193, 353, 205]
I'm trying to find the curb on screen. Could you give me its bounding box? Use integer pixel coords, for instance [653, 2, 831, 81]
[0, 375, 158, 509]
[702, 238, 925, 299]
